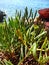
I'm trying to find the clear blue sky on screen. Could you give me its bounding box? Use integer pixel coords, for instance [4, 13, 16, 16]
[0, 0, 49, 16]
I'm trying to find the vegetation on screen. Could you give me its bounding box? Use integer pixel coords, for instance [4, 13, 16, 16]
[0, 59, 13, 65]
[0, 7, 49, 65]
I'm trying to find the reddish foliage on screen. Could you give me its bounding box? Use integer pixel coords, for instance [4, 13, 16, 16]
[44, 22, 49, 27]
[38, 8, 49, 19]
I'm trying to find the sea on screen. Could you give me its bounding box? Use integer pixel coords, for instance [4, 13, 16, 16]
[0, 0, 49, 17]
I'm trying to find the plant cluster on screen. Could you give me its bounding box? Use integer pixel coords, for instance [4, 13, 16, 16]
[0, 7, 49, 65]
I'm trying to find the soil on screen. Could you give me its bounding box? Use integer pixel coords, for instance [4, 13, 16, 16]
[0, 51, 49, 65]
[20, 54, 40, 65]
[4, 51, 20, 65]
[20, 54, 49, 65]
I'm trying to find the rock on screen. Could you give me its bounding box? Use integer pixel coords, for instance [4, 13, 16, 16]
[38, 8, 49, 21]
[0, 10, 6, 22]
